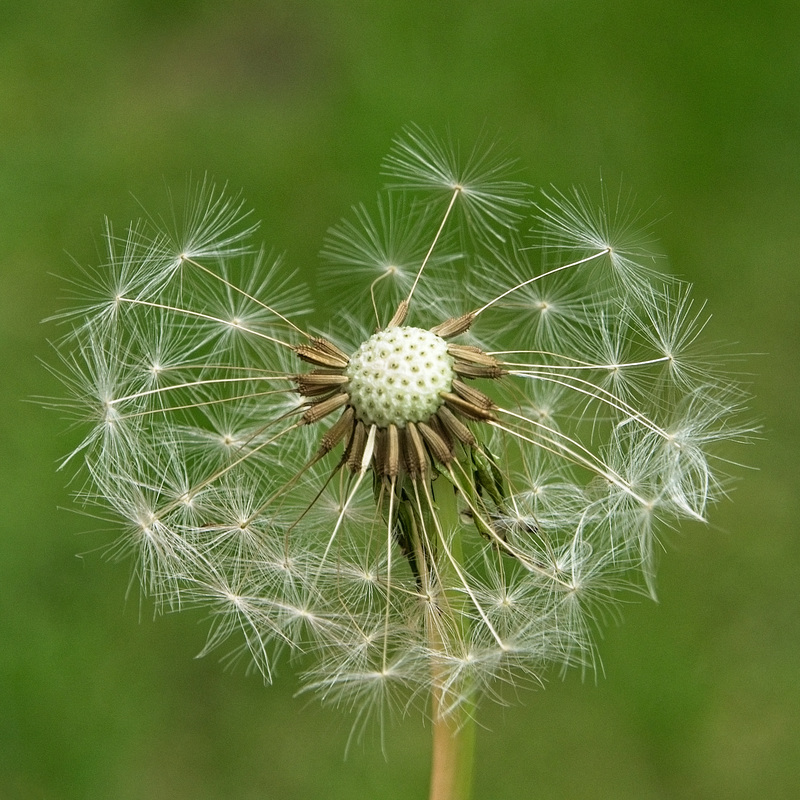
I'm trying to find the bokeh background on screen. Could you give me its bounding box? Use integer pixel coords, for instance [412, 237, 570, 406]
[2, 1, 797, 798]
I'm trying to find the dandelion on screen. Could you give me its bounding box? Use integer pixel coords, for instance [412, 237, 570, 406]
[48, 126, 751, 800]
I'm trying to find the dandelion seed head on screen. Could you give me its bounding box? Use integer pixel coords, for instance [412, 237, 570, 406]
[47, 129, 752, 726]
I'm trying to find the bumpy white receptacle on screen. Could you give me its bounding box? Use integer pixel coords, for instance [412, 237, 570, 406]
[346, 327, 454, 428]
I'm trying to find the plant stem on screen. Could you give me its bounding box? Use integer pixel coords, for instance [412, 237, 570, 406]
[427, 476, 476, 800]
[429, 688, 476, 800]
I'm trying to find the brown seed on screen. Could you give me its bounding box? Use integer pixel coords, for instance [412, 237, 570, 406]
[454, 362, 503, 380]
[376, 423, 400, 478]
[346, 420, 368, 472]
[294, 338, 349, 369]
[436, 405, 477, 446]
[301, 392, 349, 424]
[451, 379, 496, 410]
[417, 421, 453, 465]
[441, 391, 498, 422]
[404, 422, 428, 478]
[317, 406, 355, 455]
[431, 313, 476, 338]
[386, 300, 409, 328]
[294, 371, 349, 397]
[447, 344, 505, 379]
[428, 413, 453, 452]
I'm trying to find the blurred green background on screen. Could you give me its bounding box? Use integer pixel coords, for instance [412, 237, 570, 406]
[2, 1, 797, 798]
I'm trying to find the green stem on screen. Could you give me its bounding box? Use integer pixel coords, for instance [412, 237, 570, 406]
[429, 688, 476, 800]
[427, 476, 476, 800]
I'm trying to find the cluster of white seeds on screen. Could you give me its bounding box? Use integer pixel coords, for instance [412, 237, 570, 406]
[345, 327, 455, 428]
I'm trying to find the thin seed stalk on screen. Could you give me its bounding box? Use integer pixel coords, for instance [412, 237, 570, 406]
[427, 474, 476, 800]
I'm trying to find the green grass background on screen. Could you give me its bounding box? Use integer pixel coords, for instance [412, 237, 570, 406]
[2, 1, 797, 798]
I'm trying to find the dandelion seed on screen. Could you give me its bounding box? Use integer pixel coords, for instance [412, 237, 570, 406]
[48, 128, 752, 797]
